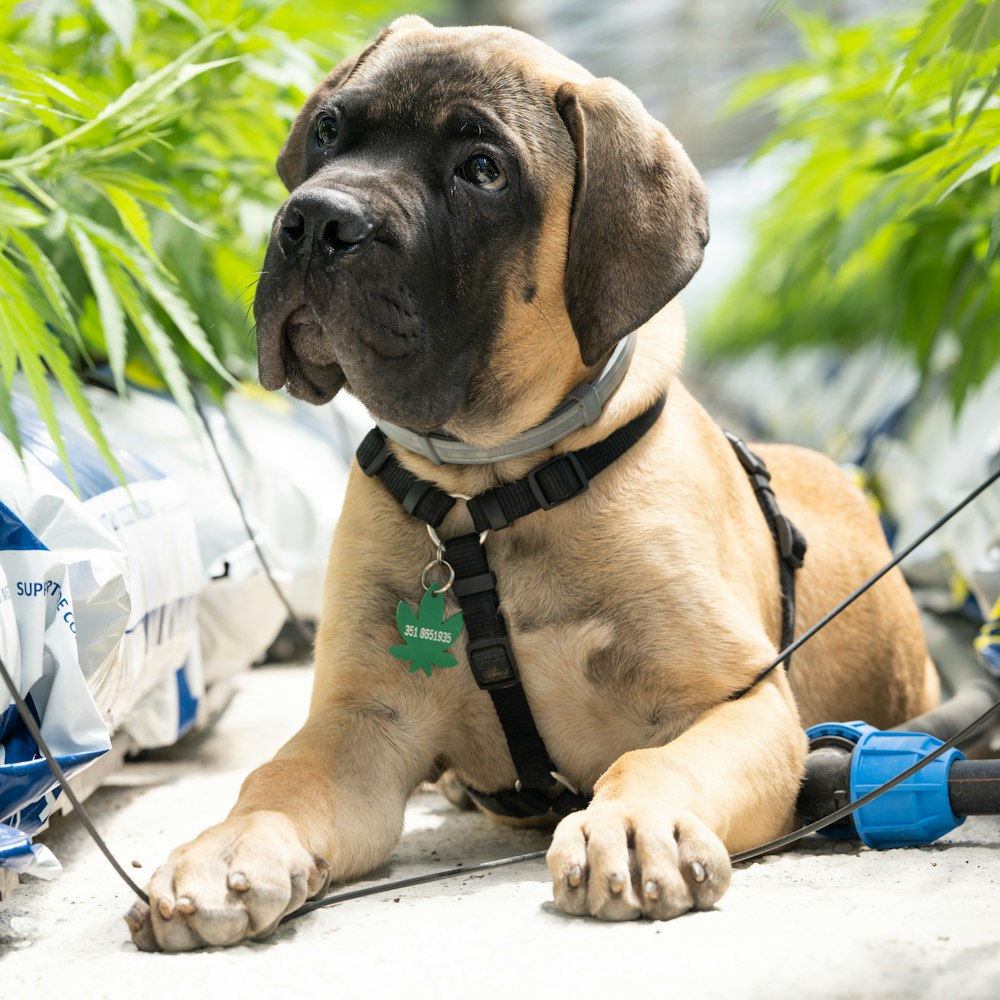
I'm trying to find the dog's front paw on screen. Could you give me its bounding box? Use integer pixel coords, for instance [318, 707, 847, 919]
[547, 800, 731, 921]
[125, 811, 330, 952]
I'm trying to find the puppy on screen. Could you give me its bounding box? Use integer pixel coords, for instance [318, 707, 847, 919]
[127, 16, 937, 950]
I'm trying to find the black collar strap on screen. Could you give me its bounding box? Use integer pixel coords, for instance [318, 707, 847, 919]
[356, 394, 667, 818]
[357, 394, 667, 533]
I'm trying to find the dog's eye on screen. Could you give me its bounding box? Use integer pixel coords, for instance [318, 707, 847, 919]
[457, 154, 506, 191]
[315, 114, 339, 148]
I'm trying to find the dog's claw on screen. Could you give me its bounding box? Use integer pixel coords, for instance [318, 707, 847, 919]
[228, 872, 251, 893]
[125, 900, 158, 952]
[567, 864, 583, 888]
[157, 897, 175, 920]
[608, 873, 625, 895]
[689, 861, 706, 884]
[175, 896, 198, 915]
[644, 879, 660, 899]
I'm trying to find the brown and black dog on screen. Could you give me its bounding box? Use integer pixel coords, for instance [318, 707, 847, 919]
[127, 16, 937, 950]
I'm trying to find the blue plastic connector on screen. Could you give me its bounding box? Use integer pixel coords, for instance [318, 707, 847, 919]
[804, 720, 965, 848]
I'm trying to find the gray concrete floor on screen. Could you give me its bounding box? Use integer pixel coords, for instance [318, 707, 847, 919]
[3, 663, 1000, 999]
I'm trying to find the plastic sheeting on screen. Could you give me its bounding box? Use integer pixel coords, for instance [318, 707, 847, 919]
[693, 344, 1000, 669]
[1, 375, 360, 873]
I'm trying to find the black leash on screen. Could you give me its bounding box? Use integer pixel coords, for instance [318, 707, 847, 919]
[0, 651, 148, 902]
[192, 394, 315, 648]
[729, 462, 1000, 700]
[1, 425, 997, 929]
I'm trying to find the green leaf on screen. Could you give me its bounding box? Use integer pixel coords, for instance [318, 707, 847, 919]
[961, 65, 1000, 135]
[987, 205, 1000, 266]
[0, 33, 226, 170]
[68, 220, 127, 394]
[939, 145, 1000, 201]
[0, 380, 18, 453]
[7, 229, 84, 352]
[0, 184, 46, 227]
[107, 265, 196, 424]
[93, 180, 159, 264]
[82, 219, 235, 386]
[92, 0, 138, 52]
[78, 169, 175, 213]
[0, 258, 76, 490]
[950, 0, 1000, 51]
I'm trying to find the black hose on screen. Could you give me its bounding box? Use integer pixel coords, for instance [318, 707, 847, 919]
[891, 675, 1000, 745]
[798, 674, 1000, 825]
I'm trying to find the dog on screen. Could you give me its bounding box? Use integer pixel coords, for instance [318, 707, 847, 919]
[126, 16, 938, 950]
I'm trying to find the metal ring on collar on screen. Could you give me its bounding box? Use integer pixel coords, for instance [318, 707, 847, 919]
[426, 522, 489, 548]
[421, 559, 455, 594]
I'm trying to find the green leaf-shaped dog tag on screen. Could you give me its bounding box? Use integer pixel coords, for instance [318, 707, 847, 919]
[390, 587, 465, 677]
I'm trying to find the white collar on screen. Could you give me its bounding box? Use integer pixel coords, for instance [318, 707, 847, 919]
[376, 334, 637, 465]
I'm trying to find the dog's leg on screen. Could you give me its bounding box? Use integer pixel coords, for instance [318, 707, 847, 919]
[126, 704, 426, 951]
[547, 670, 805, 920]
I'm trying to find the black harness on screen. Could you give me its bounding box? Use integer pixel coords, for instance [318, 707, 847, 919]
[357, 395, 806, 819]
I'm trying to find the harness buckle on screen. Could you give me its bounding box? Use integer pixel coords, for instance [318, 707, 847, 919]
[725, 430, 771, 480]
[526, 452, 589, 510]
[466, 633, 519, 690]
[357, 431, 390, 477]
[402, 480, 433, 516]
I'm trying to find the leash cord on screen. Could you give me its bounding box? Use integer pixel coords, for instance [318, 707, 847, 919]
[732, 463, 1000, 698]
[0, 650, 149, 902]
[192, 394, 314, 648]
[0, 441, 996, 919]
[281, 686, 1000, 920]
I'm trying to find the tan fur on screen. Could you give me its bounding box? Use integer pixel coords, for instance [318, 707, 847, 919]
[128, 19, 936, 949]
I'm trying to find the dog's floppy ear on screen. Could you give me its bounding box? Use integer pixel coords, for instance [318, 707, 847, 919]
[275, 21, 417, 191]
[555, 79, 709, 365]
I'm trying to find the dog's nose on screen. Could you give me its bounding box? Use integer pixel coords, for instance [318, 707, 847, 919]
[277, 188, 374, 258]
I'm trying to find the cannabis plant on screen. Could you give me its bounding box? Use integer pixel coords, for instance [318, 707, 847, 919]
[704, 0, 1000, 410]
[0, 0, 418, 475]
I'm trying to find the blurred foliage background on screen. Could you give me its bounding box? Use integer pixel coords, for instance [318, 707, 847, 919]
[0, 0, 426, 471]
[703, 0, 1000, 411]
[0, 0, 997, 476]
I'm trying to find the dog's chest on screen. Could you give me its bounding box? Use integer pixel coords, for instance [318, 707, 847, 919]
[461, 523, 707, 783]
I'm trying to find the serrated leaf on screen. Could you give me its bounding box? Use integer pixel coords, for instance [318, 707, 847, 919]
[29, 318, 124, 484]
[108, 265, 196, 424]
[961, 65, 1000, 136]
[79, 169, 175, 212]
[0, 33, 226, 170]
[81, 218, 234, 385]
[0, 380, 18, 452]
[93, 181, 159, 264]
[7, 230, 81, 349]
[0, 265, 76, 491]
[68, 221, 127, 394]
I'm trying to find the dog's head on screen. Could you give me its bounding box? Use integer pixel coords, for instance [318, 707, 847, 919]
[253, 17, 708, 443]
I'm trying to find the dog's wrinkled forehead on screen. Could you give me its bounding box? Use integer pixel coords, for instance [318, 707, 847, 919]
[280, 24, 584, 190]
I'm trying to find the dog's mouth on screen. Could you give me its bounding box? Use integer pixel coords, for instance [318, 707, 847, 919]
[258, 306, 346, 405]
